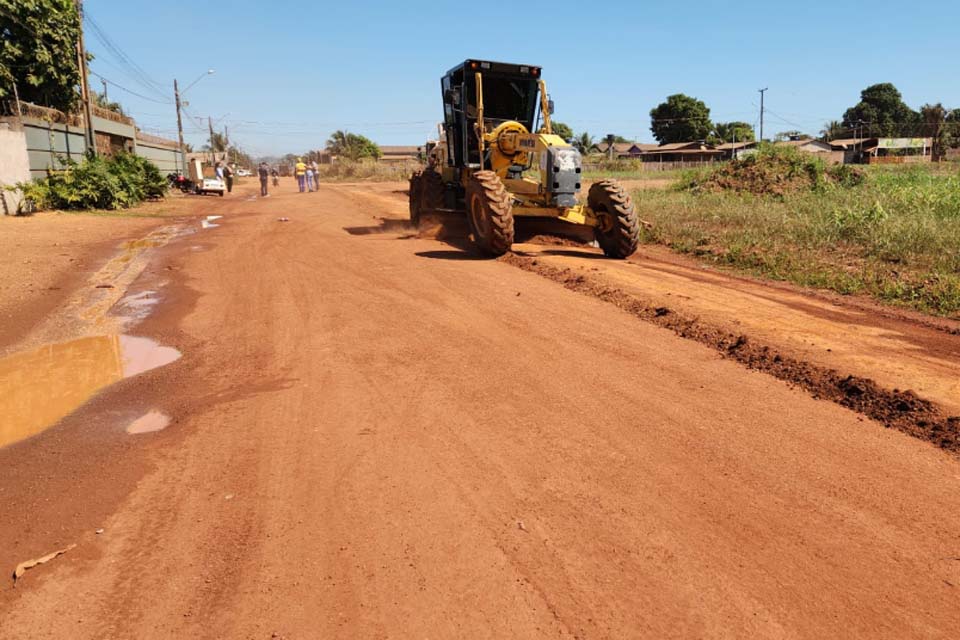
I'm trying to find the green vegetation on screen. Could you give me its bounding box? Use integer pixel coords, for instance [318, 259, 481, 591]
[546, 121, 574, 140]
[15, 153, 167, 211]
[633, 150, 960, 317]
[325, 131, 381, 161]
[712, 121, 755, 144]
[0, 0, 83, 113]
[582, 159, 685, 182]
[316, 161, 413, 182]
[649, 94, 713, 143]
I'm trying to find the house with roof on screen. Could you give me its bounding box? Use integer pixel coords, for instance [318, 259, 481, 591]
[828, 137, 932, 164]
[641, 141, 725, 164]
[715, 141, 757, 160]
[774, 138, 843, 163]
[378, 145, 422, 162]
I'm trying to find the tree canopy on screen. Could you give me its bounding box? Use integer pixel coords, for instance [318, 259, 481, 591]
[0, 0, 83, 113]
[572, 131, 594, 154]
[325, 130, 381, 161]
[650, 94, 713, 144]
[711, 121, 755, 144]
[842, 83, 919, 137]
[545, 121, 574, 140]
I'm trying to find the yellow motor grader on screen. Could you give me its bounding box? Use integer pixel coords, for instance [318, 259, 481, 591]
[409, 59, 639, 258]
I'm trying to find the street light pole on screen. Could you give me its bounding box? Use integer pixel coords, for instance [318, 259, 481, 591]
[174, 78, 185, 172]
[758, 87, 768, 143]
[172, 69, 213, 173]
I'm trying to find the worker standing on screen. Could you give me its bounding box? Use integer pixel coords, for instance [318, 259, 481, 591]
[257, 162, 270, 197]
[223, 163, 234, 194]
[294, 157, 307, 193]
[310, 159, 319, 193]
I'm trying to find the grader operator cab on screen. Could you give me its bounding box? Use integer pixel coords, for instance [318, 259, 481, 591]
[409, 59, 640, 258]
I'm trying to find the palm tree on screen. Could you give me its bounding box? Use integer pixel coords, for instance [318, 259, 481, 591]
[819, 120, 845, 142]
[573, 132, 594, 155]
[326, 130, 350, 156]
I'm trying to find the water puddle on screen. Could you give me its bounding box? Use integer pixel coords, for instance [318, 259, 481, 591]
[126, 410, 171, 434]
[0, 335, 181, 448]
[201, 219, 219, 229]
[206, 215, 222, 221]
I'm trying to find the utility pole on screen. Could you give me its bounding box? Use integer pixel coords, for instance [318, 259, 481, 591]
[224, 125, 229, 165]
[173, 79, 185, 171]
[208, 116, 216, 165]
[75, 0, 97, 156]
[101, 78, 108, 102]
[758, 87, 768, 143]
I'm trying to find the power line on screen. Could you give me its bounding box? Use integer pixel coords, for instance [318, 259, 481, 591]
[83, 11, 169, 102]
[88, 69, 172, 104]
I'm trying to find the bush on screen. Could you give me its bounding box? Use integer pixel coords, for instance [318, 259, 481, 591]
[15, 152, 167, 212]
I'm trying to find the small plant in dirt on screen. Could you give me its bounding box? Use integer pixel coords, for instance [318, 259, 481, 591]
[14, 153, 167, 212]
[684, 146, 865, 196]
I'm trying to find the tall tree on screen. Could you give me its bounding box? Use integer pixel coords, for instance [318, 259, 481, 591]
[0, 0, 83, 113]
[545, 121, 574, 140]
[92, 91, 124, 115]
[572, 131, 594, 154]
[920, 103, 948, 159]
[325, 130, 381, 161]
[204, 131, 227, 153]
[947, 109, 960, 149]
[649, 94, 713, 144]
[774, 130, 809, 142]
[711, 121, 755, 144]
[819, 120, 846, 141]
[842, 83, 919, 137]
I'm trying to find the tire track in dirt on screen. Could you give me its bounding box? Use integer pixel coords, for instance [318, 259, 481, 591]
[500, 253, 960, 453]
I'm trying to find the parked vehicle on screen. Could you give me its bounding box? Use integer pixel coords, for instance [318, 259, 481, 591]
[196, 177, 226, 196]
[236, 168, 252, 177]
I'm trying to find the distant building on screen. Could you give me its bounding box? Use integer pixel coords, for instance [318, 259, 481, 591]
[378, 145, 421, 162]
[715, 141, 758, 160]
[775, 138, 844, 163]
[641, 141, 725, 164]
[828, 137, 932, 164]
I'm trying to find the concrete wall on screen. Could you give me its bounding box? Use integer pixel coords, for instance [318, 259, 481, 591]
[136, 139, 183, 174]
[0, 122, 31, 215]
[22, 117, 89, 179]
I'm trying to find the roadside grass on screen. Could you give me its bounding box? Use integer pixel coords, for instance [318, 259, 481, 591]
[317, 161, 416, 182]
[583, 159, 686, 182]
[633, 163, 960, 318]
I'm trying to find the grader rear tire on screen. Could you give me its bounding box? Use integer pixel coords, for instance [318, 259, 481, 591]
[588, 179, 640, 259]
[466, 171, 514, 256]
[421, 169, 444, 212]
[408, 171, 423, 226]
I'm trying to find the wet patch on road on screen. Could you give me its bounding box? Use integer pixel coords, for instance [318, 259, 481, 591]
[0, 335, 181, 449]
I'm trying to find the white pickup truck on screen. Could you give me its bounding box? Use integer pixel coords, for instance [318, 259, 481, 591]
[196, 177, 226, 197]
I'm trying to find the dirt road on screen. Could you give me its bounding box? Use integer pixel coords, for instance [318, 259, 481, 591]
[2, 181, 960, 639]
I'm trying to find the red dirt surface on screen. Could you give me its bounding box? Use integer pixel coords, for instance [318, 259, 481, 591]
[2, 180, 960, 638]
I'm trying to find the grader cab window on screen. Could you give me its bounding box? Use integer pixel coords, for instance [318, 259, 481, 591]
[465, 76, 538, 127]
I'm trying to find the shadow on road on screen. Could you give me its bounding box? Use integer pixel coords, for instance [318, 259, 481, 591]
[414, 250, 486, 261]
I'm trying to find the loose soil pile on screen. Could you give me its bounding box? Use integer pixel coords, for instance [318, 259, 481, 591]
[688, 147, 865, 196]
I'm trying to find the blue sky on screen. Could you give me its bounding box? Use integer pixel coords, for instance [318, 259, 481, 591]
[84, 0, 960, 157]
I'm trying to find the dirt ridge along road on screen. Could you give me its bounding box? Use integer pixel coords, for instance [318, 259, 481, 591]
[501, 253, 960, 453]
[3, 180, 960, 638]
[348, 182, 960, 452]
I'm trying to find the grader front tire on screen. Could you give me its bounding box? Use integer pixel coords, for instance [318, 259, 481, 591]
[466, 171, 514, 256]
[588, 180, 640, 259]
